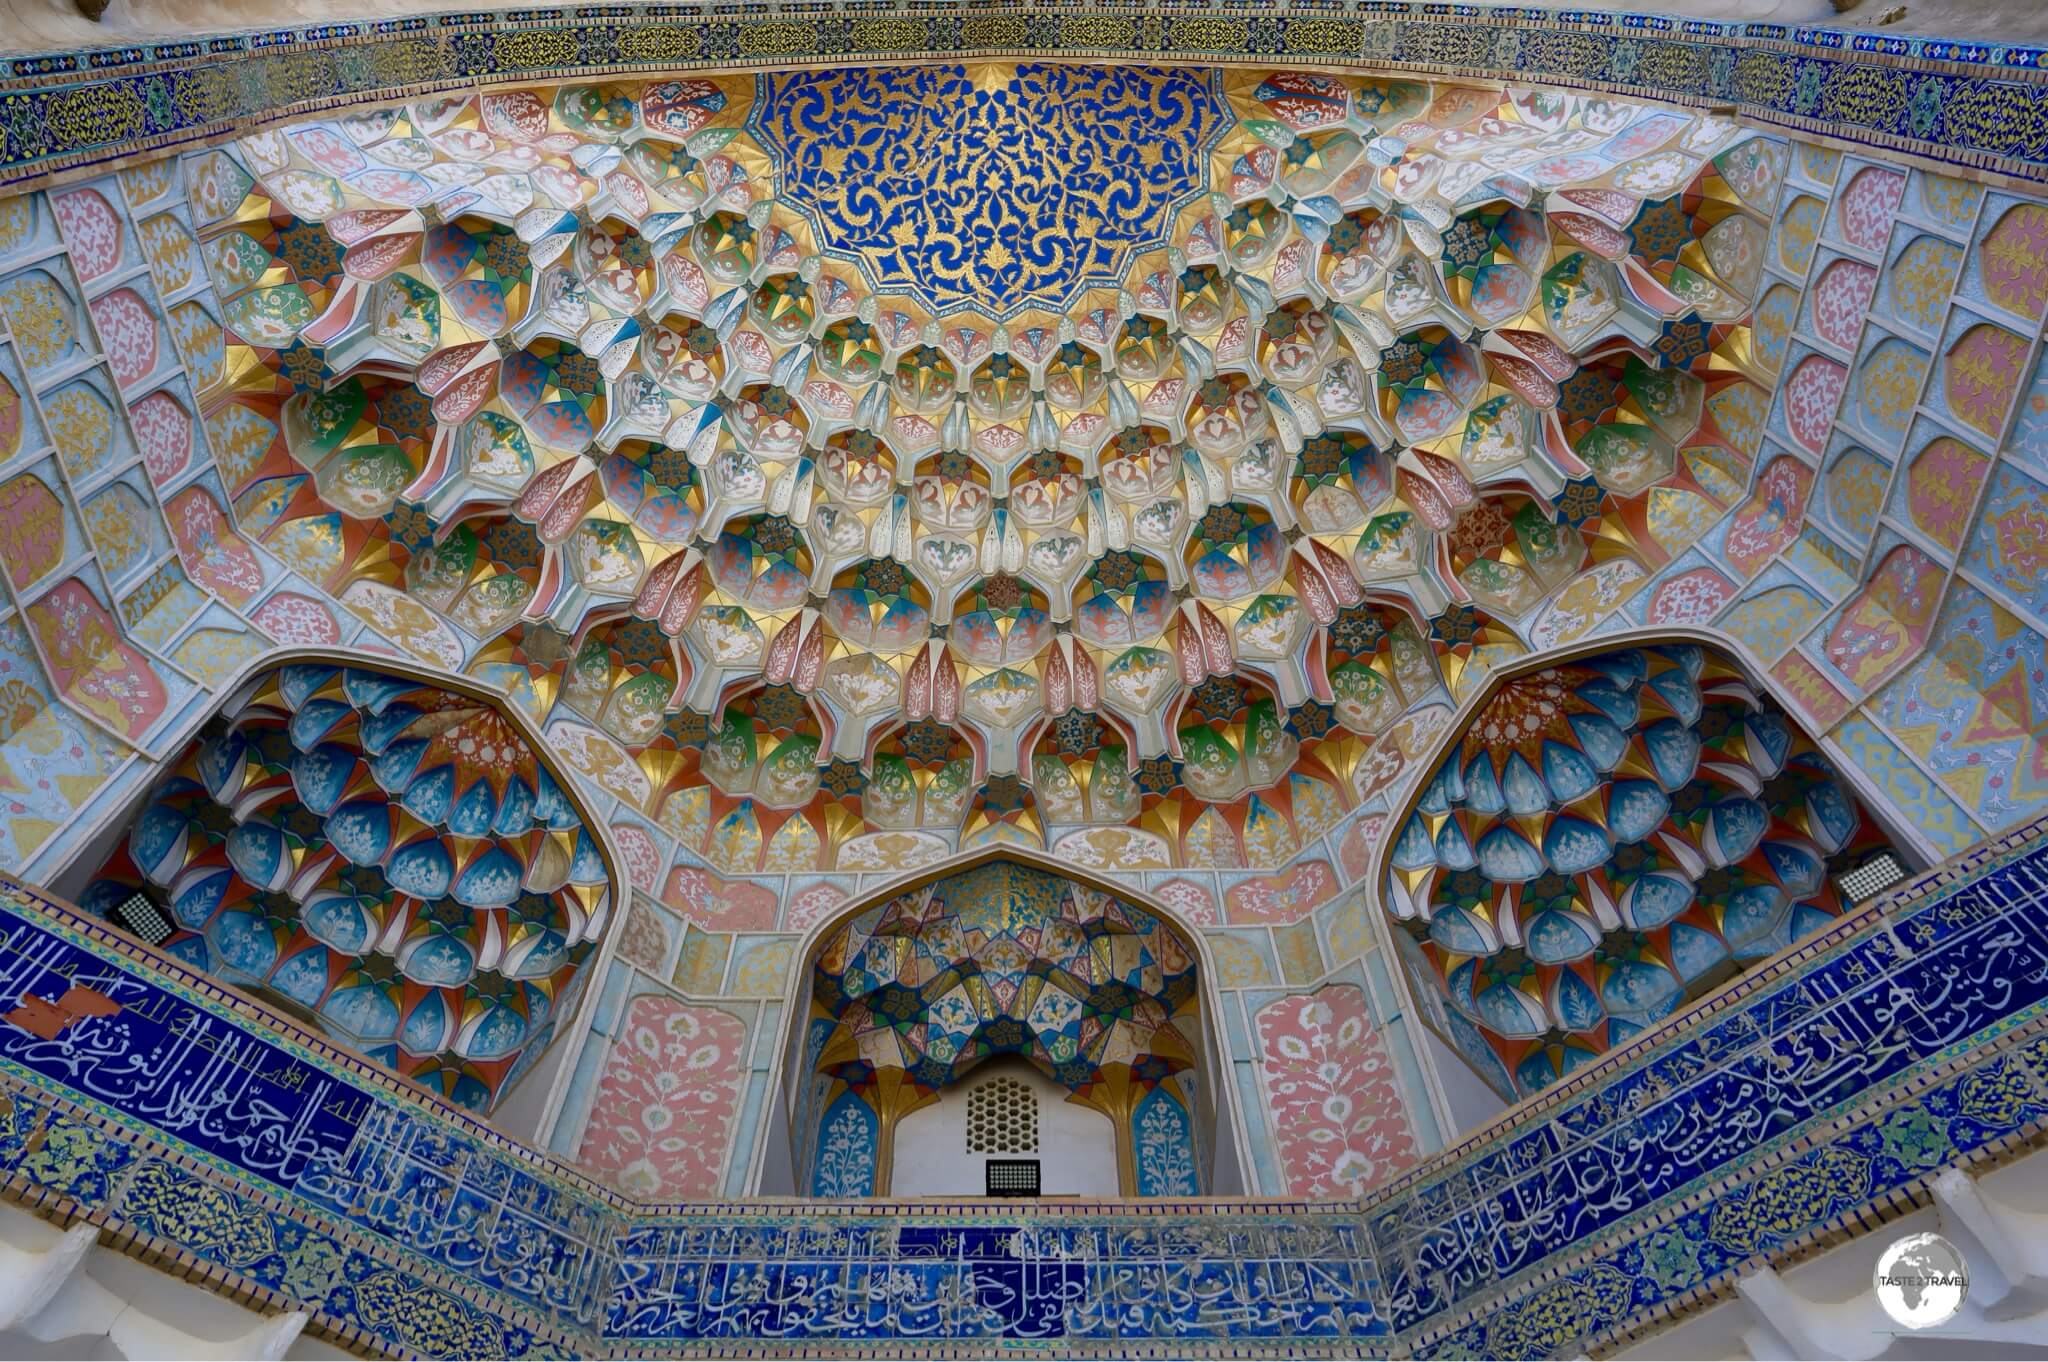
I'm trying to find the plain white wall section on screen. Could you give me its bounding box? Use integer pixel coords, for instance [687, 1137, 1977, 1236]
[1417, 1022, 1512, 1139]
[890, 1057, 1120, 1198]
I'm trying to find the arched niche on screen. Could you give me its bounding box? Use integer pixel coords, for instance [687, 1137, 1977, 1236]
[754, 847, 1247, 1198]
[1370, 625, 1917, 1113]
[48, 647, 626, 1121]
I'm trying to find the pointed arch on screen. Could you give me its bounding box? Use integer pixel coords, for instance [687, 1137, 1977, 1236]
[755, 844, 1248, 1198]
[1373, 625, 1907, 1104]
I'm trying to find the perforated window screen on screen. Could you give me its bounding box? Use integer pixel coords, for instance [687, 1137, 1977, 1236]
[965, 1074, 1040, 1154]
[1836, 851, 1909, 905]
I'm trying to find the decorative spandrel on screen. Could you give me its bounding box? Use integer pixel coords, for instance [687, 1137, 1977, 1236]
[752, 64, 1230, 318]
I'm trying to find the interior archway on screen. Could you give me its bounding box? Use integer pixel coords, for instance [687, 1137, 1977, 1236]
[759, 847, 1244, 1198]
[51, 648, 623, 1116]
[1376, 626, 1912, 1105]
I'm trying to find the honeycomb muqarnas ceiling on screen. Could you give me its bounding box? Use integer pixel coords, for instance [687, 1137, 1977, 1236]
[173, 62, 1784, 887]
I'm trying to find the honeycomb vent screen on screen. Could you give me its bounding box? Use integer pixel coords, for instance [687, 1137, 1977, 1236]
[966, 1075, 1039, 1154]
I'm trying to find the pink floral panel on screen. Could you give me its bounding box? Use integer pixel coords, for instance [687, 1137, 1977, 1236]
[1646, 566, 1735, 625]
[250, 591, 340, 645]
[1256, 985, 1418, 1199]
[1783, 355, 1846, 454]
[609, 820, 663, 895]
[1808, 259, 1876, 351]
[577, 995, 749, 1200]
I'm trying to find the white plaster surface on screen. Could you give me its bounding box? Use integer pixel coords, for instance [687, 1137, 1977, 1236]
[891, 1057, 1121, 1198]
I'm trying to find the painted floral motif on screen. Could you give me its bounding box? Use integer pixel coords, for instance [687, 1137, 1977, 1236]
[785, 881, 849, 934]
[1808, 259, 1875, 350]
[1256, 986, 1417, 1199]
[1751, 283, 1797, 374]
[1338, 815, 1388, 883]
[1646, 566, 1735, 624]
[0, 474, 67, 588]
[662, 863, 779, 932]
[43, 384, 114, 480]
[0, 272, 80, 373]
[1968, 463, 2048, 622]
[730, 938, 792, 996]
[1775, 195, 1823, 275]
[138, 213, 200, 293]
[1836, 167, 1905, 252]
[88, 288, 160, 389]
[1943, 322, 2028, 438]
[0, 371, 20, 460]
[1725, 457, 1812, 577]
[129, 389, 193, 483]
[811, 1091, 878, 1197]
[26, 578, 168, 741]
[1980, 203, 2048, 321]
[83, 485, 152, 577]
[1150, 877, 1219, 925]
[1133, 1087, 1198, 1197]
[609, 821, 663, 894]
[1918, 173, 1985, 228]
[577, 995, 748, 1200]
[1783, 355, 1845, 452]
[1824, 545, 1942, 691]
[1770, 651, 1853, 729]
[1853, 338, 1927, 443]
[50, 189, 124, 282]
[173, 627, 266, 684]
[2016, 352, 2048, 480]
[167, 301, 226, 390]
[1721, 583, 1826, 660]
[1888, 235, 1960, 332]
[616, 898, 674, 972]
[1823, 447, 1888, 540]
[1904, 436, 1990, 550]
[120, 564, 206, 648]
[118, 158, 178, 208]
[1225, 859, 1336, 925]
[164, 486, 265, 604]
[248, 590, 340, 644]
[0, 196, 33, 253]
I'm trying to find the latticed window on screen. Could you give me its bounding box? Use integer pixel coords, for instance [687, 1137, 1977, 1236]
[965, 1074, 1039, 1154]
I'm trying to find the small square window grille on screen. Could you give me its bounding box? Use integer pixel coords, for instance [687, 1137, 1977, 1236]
[1835, 851, 1908, 905]
[985, 1159, 1040, 1197]
[110, 890, 176, 946]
